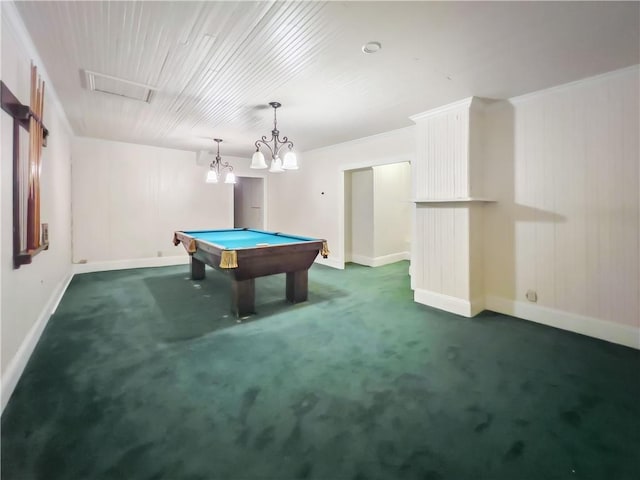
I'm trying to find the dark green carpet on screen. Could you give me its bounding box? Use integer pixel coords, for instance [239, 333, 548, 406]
[2, 261, 639, 480]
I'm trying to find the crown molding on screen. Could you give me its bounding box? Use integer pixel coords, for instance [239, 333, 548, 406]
[409, 96, 477, 123]
[509, 64, 639, 105]
[304, 125, 415, 156]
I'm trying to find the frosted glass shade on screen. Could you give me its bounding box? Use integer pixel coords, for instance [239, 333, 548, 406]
[224, 172, 236, 184]
[250, 151, 267, 169]
[206, 170, 218, 183]
[269, 156, 285, 173]
[282, 151, 298, 170]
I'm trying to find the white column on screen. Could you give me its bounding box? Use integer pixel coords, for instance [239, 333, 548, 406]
[410, 97, 492, 317]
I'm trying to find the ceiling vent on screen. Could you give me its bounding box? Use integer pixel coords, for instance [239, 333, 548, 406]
[84, 70, 156, 103]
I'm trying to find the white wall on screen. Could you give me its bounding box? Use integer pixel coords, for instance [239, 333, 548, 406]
[344, 171, 353, 262]
[373, 162, 411, 259]
[1, 2, 73, 409]
[413, 99, 472, 199]
[71, 137, 267, 269]
[483, 66, 640, 347]
[350, 168, 374, 263]
[413, 205, 474, 311]
[267, 127, 415, 268]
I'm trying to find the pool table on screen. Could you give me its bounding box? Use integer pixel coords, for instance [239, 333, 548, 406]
[173, 228, 329, 317]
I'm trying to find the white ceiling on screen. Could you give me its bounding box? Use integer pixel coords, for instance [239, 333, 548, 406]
[14, 1, 640, 157]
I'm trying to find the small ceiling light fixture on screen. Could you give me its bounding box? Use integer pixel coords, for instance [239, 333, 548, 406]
[206, 138, 236, 184]
[362, 41, 382, 54]
[250, 102, 297, 173]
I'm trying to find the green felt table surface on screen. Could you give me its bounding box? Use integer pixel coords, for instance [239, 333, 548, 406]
[182, 228, 318, 249]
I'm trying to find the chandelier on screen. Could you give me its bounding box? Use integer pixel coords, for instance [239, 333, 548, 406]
[206, 138, 236, 184]
[250, 102, 298, 172]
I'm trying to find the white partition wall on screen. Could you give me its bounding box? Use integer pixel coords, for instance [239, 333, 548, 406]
[410, 98, 490, 317]
[483, 67, 639, 348]
[373, 163, 412, 263]
[71, 137, 262, 272]
[410, 68, 639, 348]
[350, 169, 375, 265]
[1, 2, 74, 411]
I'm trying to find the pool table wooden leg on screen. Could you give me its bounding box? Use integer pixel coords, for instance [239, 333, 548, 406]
[191, 257, 205, 280]
[286, 270, 308, 303]
[232, 278, 255, 317]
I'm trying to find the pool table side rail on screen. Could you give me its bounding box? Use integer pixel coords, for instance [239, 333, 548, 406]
[173, 231, 234, 253]
[173, 230, 324, 253]
[181, 228, 318, 243]
[197, 242, 324, 280]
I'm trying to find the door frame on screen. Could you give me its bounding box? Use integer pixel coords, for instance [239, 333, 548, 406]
[233, 174, 268, 230]
[339, 155, 414, 270]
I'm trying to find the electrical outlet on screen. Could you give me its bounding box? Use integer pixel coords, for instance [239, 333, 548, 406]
[526, 290, 538, 302]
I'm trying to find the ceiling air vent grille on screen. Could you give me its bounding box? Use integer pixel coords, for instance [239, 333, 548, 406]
[85, 70, 156, 103]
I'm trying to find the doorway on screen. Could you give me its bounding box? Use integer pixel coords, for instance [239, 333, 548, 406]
[234, 177, 265, 229]
[343, 162, 412, 267]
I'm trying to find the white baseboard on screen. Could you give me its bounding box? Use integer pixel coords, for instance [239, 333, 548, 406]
[414, 288, 474, 317]
[314, 256, 344, 270]
[72, 255, 189, 274]
[73, 254, 345, 273]
[351, 251, 410, 268]
[350, 254, 374, 266]
[373, 251, 411, 267]
[485, 295, 640, 350]
[1, 271, 74, 414]
[470, 296, 485, 317]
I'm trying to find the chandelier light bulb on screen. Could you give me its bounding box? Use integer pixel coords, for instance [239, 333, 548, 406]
[250, 150, 267, 169]
[269, 155, 284, 173]
[206, 169, 218, 183]
[282, 151, 298, 170]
